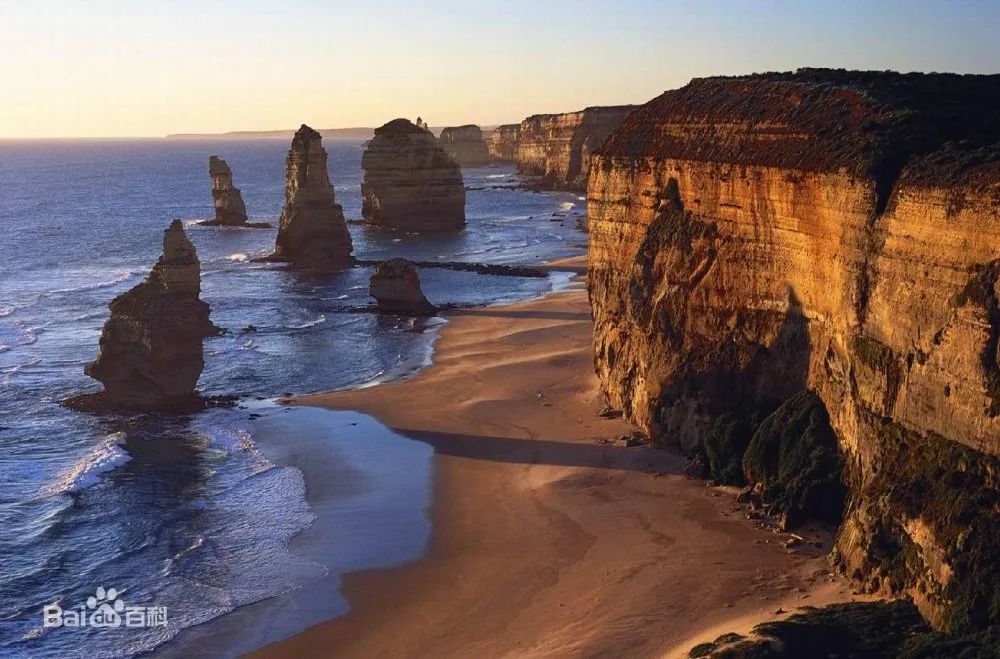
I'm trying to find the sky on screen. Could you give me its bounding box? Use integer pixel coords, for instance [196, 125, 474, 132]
[1, 0, 998, 138]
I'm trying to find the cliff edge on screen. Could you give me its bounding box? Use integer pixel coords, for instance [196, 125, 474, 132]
[588, 69, 1000, 632]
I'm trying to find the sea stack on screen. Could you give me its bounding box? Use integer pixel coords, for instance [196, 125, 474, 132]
[438, 125, 490, 167]
[199, 156, 253, 226]
[268, 125, 353, 269]
[76, 220, 217, 411]
[361, 119, 466, 231]
[369, 259, 437, 316]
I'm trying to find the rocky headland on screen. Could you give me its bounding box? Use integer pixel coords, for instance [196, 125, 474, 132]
[198, 156, 269, 228]
[266, 125, 354, 270]
[516, 105, 635, 191]
[68, 220, 219, 412]
[361, 118, 466, 231]
[487, 123, 519, 163]
[587, 69, 1000, 634]
[368, 258, 438, 316]
[438, 124, 490, 167]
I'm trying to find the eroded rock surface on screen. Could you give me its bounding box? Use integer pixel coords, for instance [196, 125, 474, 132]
[73, 220, 217, 410]
[361, 119, 466, 231]
[588, 69, 1000, 631]
[438, 124, 490, 167]
[369, 258, 437, 316]
[516, 105, 635, 191]
[488, 123, 519, 163]
[198, 156, 253, 227]
[268, 125, 353, 269]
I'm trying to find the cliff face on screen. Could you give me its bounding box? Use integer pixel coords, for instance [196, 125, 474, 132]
[270, 125, 353, 269]
[588, 70, 1000, 631]
[516, 105, 635, 191]
[362, 119, 466, 231]
[487, 124, 519, 163]
[438, 124, 490, 167]
[82, 220, 217, 410]
[206, 156, 248, 225]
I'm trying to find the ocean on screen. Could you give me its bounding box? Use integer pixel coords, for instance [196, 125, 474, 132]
[0, 138, 587, 657]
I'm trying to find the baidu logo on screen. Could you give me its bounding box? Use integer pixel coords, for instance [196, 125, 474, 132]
[43, 587, 167, 629]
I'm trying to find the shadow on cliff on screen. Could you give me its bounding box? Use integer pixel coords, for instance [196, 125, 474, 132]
[376, 426, 687, 474]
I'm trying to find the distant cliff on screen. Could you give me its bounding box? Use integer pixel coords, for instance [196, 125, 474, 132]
[439, 124, 490, 167]
[487, 124, 519, 163]
[515, 106, 635, 191]
[588, 70, 1000, 632]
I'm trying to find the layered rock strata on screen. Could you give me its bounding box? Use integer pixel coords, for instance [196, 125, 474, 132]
[516, 105, 635, 191]
[76, 220, 217, 410]
[488, 124, 519, 163]
[587, 70, 1000, 631]
[267, 125, 353, 269]
[198, 156, 263, 227]
[361, 119, 466, 231]
[438, 124, 490, 167]
[369, 258, 438, 316]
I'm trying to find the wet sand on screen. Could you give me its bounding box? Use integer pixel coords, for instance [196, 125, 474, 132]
[254, 258, 857, 658]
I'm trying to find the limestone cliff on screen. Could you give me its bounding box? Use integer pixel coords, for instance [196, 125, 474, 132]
[361, 119, 466, 231]
[516, 105, 635, 191]
[76, 220, 217, 410]
[487, 124, 519, 163]
[438, 124, 490, 167]
[268, 125, 353, 269]
[588, 70, 1000, 631]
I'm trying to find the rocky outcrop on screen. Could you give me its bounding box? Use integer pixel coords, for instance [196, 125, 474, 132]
[438, 124, 490, 167]
[72, 220, 217, 411]
[267, 125, 353, 269]
[588, 70, 1000, 632]
[516, 105, 635, 191]
[488, 124, 519, 163]
[197, 156, 264, 227]
[361, 119, 466, 231]
[369, 258, 437, 316]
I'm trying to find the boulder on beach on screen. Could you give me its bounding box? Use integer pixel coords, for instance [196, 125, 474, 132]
[267, 125, 354, 270]
[369, 258, 438, 316]
[70, 220, 218, 411]
[361, 119, 466, 231]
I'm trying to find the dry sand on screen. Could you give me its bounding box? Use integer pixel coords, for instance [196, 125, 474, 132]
[254, 258, 858, 658]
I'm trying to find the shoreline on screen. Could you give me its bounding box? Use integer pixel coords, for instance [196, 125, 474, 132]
[251, 256, 861, 658]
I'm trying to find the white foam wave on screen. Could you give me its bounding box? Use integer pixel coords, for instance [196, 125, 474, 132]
[559, 201, 576, 212]
[286, 314, 326, 330]
[0, 306, 14, 317]
[49, 271, 134, 295]
[486, 174, 508, 179]
[46, 433, 132, 495]
[227, 253, 249, 262]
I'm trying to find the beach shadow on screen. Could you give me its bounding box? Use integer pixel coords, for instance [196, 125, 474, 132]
[380, 427, 686, 474]
[447, 308, 591, 322]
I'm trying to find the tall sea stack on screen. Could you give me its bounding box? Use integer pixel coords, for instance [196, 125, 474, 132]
[361, 119, 466, 231]
[75, 220, 217, 411]
[201, 156, 250, 226]
[438, 124, 490, 167]
[269, 125, 353, 269]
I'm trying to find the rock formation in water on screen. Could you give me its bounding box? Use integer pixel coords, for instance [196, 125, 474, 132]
[438, 124, 490, 167]
[197, 156, 262, 227]
[587, 69, 1000, 632]
[369, 258, 438, 316]
[361, 119, 466, 231]
[73, 220, 217, 411]
[267, 125, 353, 269]
[515, 105, 635, 191]
[488, 124, 520, 163]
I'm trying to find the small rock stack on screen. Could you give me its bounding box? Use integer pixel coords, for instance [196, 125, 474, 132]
[203, 156, 250, 226]
[369, 259, 438, 316]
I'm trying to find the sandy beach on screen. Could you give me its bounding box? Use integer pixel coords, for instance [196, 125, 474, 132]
[254, 258, 858, 658]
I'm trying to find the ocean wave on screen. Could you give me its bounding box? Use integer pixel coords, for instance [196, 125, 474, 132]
[486, 174, 508, 179]
[558, 201, 576, 212]
[0, 306, 14, 318]
[227, 253, 248, 262]
[286, 314, 326, 330]
[45, 433, 132, 495]
[49, 271, 134, 295]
